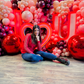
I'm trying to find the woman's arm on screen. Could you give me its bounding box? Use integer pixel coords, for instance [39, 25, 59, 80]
[24, 34, 34, 54]
[37, 41, 42, 51]
[36, 35, 42, 51]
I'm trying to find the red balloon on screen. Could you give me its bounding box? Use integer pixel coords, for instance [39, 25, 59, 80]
[2, 34, 22, 54]
[68, 34, 84, 60]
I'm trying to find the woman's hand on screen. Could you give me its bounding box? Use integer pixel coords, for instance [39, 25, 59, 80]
[36, 35, 40, 41]
[36, 54, 41, 56]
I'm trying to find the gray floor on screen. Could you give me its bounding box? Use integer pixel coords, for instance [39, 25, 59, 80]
[0, 54, 84, 84]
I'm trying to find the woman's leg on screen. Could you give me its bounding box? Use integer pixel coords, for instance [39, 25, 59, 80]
[35, 51, 70, 65]
[21, 53, 43, 62]
[35, 51, 57, 60]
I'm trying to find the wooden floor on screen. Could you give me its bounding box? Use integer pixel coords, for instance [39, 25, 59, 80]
[0, 54, 84, 84]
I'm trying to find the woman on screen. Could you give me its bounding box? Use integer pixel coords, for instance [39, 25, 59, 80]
[21, 25, 70, 65]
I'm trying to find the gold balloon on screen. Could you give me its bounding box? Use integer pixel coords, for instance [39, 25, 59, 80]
[0, 15, 2, 21]
[33, 0, 37, 4]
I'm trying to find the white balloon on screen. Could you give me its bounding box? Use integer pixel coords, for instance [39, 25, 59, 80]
[0, 1, 4, 5]
[20, 4, 25, 9]
[7, 10, 10, 14]
[61, 53, 65, 56]
[24, 2, 28, 6]
[63, 3, 67, 7]
[2, 9, 6, 13]
[61, 6, 65, 10]
[4, 14, 8, 18]
[2, 18, 10, 25]
[0, 12, 3, 15]
[65, 52, 69, 56]
[0, 5, 4, 9]
[5, 6, 8, 10]
[56, 6, 60, 13]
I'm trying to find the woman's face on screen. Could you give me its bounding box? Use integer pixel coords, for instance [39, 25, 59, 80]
[34, 28, 40, 36]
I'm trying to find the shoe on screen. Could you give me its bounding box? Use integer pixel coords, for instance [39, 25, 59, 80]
[56, 57, 70, 65]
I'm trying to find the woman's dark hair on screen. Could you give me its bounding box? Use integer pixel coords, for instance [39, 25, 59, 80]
[31, 25, 42, 44]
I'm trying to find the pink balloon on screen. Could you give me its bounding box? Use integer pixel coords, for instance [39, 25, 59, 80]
[51, 36, 54, 40]
[76, 21, 80, 26]
[4, 1, 12, 8]
[79, 1, 84, 9]
[25, 7, 30, 11]
[62, 25, 68, 31]
[73, 1, 80, 6]
[34, 14, 38, 18]
[73, 5, 79, 11]
[34, 19, 38, 22]
[40, 16, 47, 22]
[2, 18, 10, 26]
[61, 11, 65, 15]
[55, 53, 60, 57]
[77, 24, 84, 34]
[76, 16, 81, 21]
[34, 10, 38, 14]
[53, 49, 57, 54]
[37, 8, 42, 13]
[76, 10, 81, 15]
[80, 7, 84, 11]
[57, 49, 61, 54]
[30, 6, 36, 13]
[58, 14, 61, 17]
[33, 22, 37, 25]
[81, 9, 84, 17]
[9, 21, 15, 27]
[79, 19, 84, 24]
[8, 13, 15, 20]
[38, 13, 43, 18]
[22, 11, 33, 22]
[28, 0, 35, 7]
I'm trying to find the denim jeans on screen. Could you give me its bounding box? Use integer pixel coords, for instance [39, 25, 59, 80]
[21, 51, 57, 62]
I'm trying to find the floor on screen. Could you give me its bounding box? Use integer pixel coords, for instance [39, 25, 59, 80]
[0, 54, 84, 84]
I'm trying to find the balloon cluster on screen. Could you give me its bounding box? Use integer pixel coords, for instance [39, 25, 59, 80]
[45, 39, 70, 57]
[56, 40, 67, 50]
[18, 0, 47, 24]
[52, 47, 61, 57]
[36, 0, 53, 24]
[0, 0, 15, 26]
[32, 8, 44, 25]
[56, 40, 70, 57]
[36, 0, 54, 15]
[45, 42, 55, 53]
[0, 23, 14, 56]
[18, 0, 35, 11]
[11, 0, 21, 9]
[50, 30, 60, 44]
[18, 0, 36, 23]
[61, 48, 70, 57]
[53, 0, 74, 19]
[45, 29, 61, 53]
[73, 0, 84, 35]
[61, 24, 68, 38]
